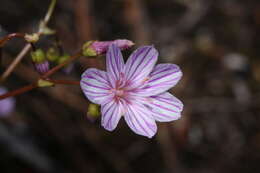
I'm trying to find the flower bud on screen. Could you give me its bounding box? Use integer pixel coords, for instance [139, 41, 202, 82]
[34, 60, 50, 74]
[31, 49, 50, 74]
[46, 47, 60, 62]
[0, 87, 15, 117]
[86, 103, 100, 122]
[82, 39, 134, 57]
[37, 79, 54, 88]
[31, 49, 45, 63]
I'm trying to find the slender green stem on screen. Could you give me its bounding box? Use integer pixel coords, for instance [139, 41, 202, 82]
[44, 0, 57, 23]
[0, 44, 31, 82]
[39, 0, 57, 33]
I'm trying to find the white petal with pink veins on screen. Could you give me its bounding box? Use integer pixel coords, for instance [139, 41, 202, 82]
[124, 46, 158, 89]
[106, 44, 125, 88]
[101, 101, 124, 131]
[137, 64, 182, 96]
[146, 92, 183, 122]
[80, 68, 112, 104]
[124, 102, 157, 138]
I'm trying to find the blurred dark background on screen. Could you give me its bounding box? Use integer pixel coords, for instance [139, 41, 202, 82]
[0, 0, 260, 172]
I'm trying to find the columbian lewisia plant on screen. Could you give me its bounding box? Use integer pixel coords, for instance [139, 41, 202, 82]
[80, 44, 183, 138]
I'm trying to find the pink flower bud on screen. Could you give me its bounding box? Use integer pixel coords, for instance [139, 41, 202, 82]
[82, 39, 134, 56]
[34, 60, 50, 74]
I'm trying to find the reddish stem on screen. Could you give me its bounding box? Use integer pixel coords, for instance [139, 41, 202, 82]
[0, 79, 80, 100]
[0, 83, 37, 100]
[0, 33, 25, 47]
[42, 51, 82, 79]
[0, 50, 83, 100]
[46, 79, 80, 85]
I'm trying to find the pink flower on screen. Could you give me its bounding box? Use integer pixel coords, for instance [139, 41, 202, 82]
[80, 44, 183, 138]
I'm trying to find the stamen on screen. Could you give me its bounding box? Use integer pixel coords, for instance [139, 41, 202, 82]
[142, 77, 150, 83]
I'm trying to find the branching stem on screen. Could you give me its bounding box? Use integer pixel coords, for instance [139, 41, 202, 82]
[0, 0, 57, 82]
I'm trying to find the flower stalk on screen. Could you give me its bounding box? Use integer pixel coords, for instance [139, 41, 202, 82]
[0, 83, 38, 100]
[0, 47, 82, 100]
[0, 78, 80, 100]
[42, 51, 82, 79]
[0, 33, 25, 47]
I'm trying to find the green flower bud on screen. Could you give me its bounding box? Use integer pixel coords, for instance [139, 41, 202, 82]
[82, 41, 97, 57]
[57, 54, 70, 65]
[37, 79, 54, 87]
[46, 47, 60, 62]
[87, 104, 100, 122]
[31, 49, 46, 63]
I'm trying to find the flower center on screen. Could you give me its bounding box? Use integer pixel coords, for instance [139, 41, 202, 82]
[111, 74, 131, 102]
[111, 87, 127, 102]
[112, 80, 128, 102]
[114, 89, 124, 97]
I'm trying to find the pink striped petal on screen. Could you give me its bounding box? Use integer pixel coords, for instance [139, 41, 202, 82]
[124, 46, 158, 88]
[145, 92, 183, 122]
[137, 64, 182, 96]
[80, 68, 112, 104]
[124, 102, 157, 138]
[106, 44, 124, 87]
[101, 101, 123, 131]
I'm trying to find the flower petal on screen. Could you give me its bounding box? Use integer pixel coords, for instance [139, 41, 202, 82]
[145, 92, 183, 122]
[124, 46, 158, 88]
[106, 44, 124, 87]
[124, 102, 157, 138]
[80, 68, 112, 104]
[101, 101, 123, 131]
[137, 64, 182, 96]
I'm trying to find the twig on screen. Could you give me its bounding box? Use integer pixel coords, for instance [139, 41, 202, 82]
[0, 0, 57, 82]
[42, 51, 82, 79]
[0, 83, 38, 99]
[0, 50, 83, 100]
[0, 78, 80, 100]
[46, 79, 80, 86]
[0, 33, 25, 47]
[0, 44, 31, 82]
[40, 0, 57, 33]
